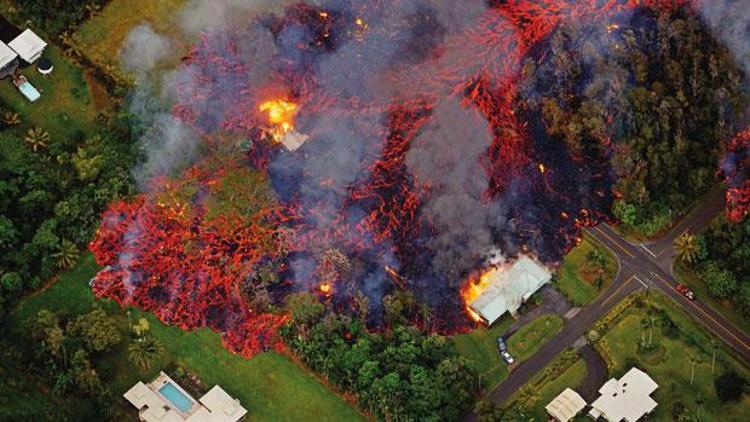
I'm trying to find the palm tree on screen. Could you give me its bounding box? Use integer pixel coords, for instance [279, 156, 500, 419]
[52, 239, 79, 270]
[674, 232, 699, 264]
[2, 112, 21, 126]
[128, 336, 165, 371]
[24, 127, 50, 152]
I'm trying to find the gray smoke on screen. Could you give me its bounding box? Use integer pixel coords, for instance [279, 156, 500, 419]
[120, 23, 173, 79]
[178, 0, 289, 34]
[406, 98, 507, 282]
[133, 114, 200, 188]
[698, 1, 750, 79]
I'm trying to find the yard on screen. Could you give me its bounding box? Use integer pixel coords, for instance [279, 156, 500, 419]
[8, 253, 364, 422]
[674, 261, 750, 335]
[505, 354, 588, 421]
[0, 45, 99, 140]
[594, 292, 750, 420]
[453, 314, 564, 391]
[554, 236, 617, 306]
[71, 0, 188, 81]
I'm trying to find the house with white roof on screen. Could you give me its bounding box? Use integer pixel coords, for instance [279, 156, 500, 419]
[124, 372, 248, 422]
[8, 29, 47, 64]
[469, 255, 551, 325]
[588, 367, 658, 422]
[0, 41, 18, 79]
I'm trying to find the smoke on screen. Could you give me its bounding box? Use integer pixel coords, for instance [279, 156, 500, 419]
[120, 24, 173, 78]
[698, 1, 750, 80]
[406, 99, 506, 282]
[177, 0, 289, 35]
[132, 114, 200, 188]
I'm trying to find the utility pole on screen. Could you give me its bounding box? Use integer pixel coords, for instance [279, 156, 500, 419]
[690, 357, 696, 386]
[712, 343, 717, 374]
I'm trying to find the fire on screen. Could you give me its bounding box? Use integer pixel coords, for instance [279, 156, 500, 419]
[606, 23, 620, 33]
[319, 281, 332, 295]
[538, 163, 546, 173]
[460, 268, 498, 322]
[258, 99, 298, 141]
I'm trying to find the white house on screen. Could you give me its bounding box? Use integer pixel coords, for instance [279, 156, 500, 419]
[124, 372, 248, 422]
[469, 255, 551, 325]
[0, 41, 18, 78]
[588, 367, 658, 422]
[8, 29, 47, 64]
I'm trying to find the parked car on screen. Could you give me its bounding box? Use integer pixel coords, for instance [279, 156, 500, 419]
[500, 350, 514, 365]
[497, 336, 514, 364]
[676, 283, 695, 300]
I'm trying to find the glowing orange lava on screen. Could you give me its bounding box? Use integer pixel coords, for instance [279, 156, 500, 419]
[258, 99, 298, 141]
[319, 281, 332, 295]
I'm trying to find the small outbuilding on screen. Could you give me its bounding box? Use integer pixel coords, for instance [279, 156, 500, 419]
[8, 29, 47, 64]
[545, 388, 587, 422]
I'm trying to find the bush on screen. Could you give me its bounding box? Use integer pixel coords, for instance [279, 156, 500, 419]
[715, 371, 746, 402]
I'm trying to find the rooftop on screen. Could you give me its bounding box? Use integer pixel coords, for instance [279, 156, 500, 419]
[545, 388, 587, 422]
[8, 29, 47, 63]
[469, 255, 551, 324]
[588, 367, 658, 422]
[124, 372, 248, 422]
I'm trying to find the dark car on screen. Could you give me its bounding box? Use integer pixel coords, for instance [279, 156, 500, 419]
[676, 283, 695, 300]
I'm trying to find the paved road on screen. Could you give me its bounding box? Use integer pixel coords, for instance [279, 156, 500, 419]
[465, 189, 750, 419]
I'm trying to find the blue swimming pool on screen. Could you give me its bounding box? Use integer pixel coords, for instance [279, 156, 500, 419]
[159, 382, 194, 413]
[18, 81, 40, 102]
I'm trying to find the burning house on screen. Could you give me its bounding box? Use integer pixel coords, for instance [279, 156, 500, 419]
[466, 256, 551, 325]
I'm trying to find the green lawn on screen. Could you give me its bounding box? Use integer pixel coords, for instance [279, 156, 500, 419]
[72, 0, 188, 81]
[507, 314, 564, 361]
[506, 356, 588, 420]
[8, 253, 364, 422]
[453, 314, 564, 391]
[555, 236, 618, 306]
[594, 292, 750, 420]
[452, 317, 513, 390]
[674, 261, 750, 335]
[0, 45, 98, 140]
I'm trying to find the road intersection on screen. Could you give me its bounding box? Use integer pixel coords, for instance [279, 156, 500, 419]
[466, 189, 750, 418]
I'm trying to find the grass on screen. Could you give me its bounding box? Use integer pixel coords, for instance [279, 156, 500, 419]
[505, 357, 588, 420]
[555, 236, 618, 306]
[8, 253, 364, 422]
[507, 314, 564, 361]
[71, 0, 188, 81]
[595, 292, 750, 420]
[452, 317, 513, 390]
[674, 261, 750, 335]
[453, 314, 564, 391]
[0, 46, 99, 140]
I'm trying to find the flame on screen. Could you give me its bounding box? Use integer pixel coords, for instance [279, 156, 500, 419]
[538, 163, 546, 173]
[606, 23, 620, 33]
[258, 99, 298, 141]
[460, 268, 499, 322]
[319, 281, 332, 295]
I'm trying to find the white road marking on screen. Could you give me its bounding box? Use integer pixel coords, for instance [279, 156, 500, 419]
[640, 244, 657, 258]
[633, 275, 648, 288]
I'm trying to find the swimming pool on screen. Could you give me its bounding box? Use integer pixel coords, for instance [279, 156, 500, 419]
[18, 81, 40, 102]
[159, 382, 194, 413]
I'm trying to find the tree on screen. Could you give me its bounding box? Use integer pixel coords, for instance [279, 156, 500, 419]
[614, 201, 637, 226]
[52, 238, 79, 270]
[286, 293, 324, 327]
[66, 308, 121, 353]
[128, 336, 165, 371]
[24, 127, 50, 152]
[701, 261, 737, 299]
[2, 111, 21, 126]
[715, 371, 746, 402]
[674, 232, 699, 264]
[131, 318, 150, 337]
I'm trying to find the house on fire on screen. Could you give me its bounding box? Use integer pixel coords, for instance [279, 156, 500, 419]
[469, 255, 551, 325]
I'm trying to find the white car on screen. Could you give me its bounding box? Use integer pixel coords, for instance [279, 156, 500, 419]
[500, 350, 514, 365]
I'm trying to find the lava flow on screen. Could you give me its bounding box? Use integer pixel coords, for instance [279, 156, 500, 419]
[90, 0, 736, 357]
[723, 128, 750, 222]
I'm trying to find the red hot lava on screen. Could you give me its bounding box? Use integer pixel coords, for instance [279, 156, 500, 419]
[91, 0, 737, 357]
